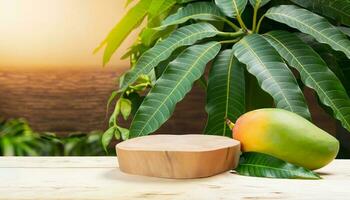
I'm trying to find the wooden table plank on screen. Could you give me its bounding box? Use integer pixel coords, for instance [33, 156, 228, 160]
[0, 157, 348, 200]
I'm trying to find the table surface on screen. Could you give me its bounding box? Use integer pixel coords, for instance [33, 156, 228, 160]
[0, 157, 348, 200]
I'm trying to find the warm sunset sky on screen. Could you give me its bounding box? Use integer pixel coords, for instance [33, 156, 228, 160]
[0, 0, 138, 69]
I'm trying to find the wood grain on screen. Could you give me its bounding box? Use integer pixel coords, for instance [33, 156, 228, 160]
[116, 135, 241, 179]
[0, 157, 348, 200]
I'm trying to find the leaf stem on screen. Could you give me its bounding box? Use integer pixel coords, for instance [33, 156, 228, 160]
[218, 30, 245, 38]
[255, 14, 265, 33]
[219, 38, 240, 44]
[236, 12, 248, 32]
[252, 4, 260, 32]
[221, 18, 240, 31]
[225, 118, 235, 130]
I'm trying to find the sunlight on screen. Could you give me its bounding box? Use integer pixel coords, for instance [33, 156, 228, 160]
[0, 0, 135, 69]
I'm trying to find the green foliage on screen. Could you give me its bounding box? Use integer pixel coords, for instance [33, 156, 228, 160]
[100, 0, 350, 153]
[0, 118, 110, 156]
[236, 152, 321, 179]
[215, 0, 248, 18]
[204, 49, 245, 136]
[156, 2, 227, 30]
[266, 5, 350, 59]
[120, 23, 222, 91]
[290, 0, 350, 26]
[130, 42, 221, 137]
[264, 31, 350, 131]
[233, 34, 311, 120]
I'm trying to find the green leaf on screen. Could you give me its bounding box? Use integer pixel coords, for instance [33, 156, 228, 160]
[236, 152, 321, 179]
[339, 26, 350, 37]
[120, 23, 221, 90]
[215, 0, 248, 18]
[117, 126, 130, 140]
[233, 34, 311, 119]
[120, 98, 132, 120]
[249, 0, 271, 8]
[264, 31, 350, 131]
[101, 127, 115, 152]
[290, 0, 350, 26]
[140, 26, 176, 47]
[97, 0, 150, 65]
[155, 2, 226, 30]
[130, 42, 221, 137]
[147, 0, 177, 26]
[106, 91, 118, 115]
[204, 49, 245, 137]
[266, 5, 350, 59]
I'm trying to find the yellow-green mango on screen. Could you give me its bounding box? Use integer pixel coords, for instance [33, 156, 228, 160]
[231, 108, 339, 170]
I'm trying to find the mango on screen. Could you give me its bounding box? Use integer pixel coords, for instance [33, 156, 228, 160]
[229, 108, 339, 170]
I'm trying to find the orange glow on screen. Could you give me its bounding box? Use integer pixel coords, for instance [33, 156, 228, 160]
[0, 0, 138, 69]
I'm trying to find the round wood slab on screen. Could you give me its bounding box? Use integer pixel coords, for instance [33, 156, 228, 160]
[116, 134, 241, 179]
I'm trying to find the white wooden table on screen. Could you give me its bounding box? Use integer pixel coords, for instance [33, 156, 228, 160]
[0, 157, 348, 200]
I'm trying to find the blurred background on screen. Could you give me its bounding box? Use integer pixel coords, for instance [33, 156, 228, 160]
[0, 0, 349, 156]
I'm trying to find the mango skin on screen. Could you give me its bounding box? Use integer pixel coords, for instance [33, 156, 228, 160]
[233, 108, 339, 170]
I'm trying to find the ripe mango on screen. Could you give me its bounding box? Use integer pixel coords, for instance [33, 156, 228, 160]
[230, 108, 339, 170]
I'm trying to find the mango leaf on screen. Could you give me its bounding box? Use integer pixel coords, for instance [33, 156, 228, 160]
[249, 0, 271, 8]
[120, 98, 132, 120]
[204, 49, 245, 137]
[129, 42, 221, 137]
[266, 5, 350, 59]
[155, 2, 226, 30]
[141, 26, 176, 47]
[120, 23, 221, 90]
[339, 26, 350, 37]
[215, 0, 248, 18]
[148, 0, 177, 26]
[96, 0, 150, 65]
[264, 31, 350, 131]
[290, 0, 350, 26]
[236, 152, 321, 179]
[233, 34, 311, 119]
[101, 127, 115, 152]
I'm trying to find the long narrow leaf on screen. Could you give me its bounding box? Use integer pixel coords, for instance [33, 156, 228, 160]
[290, 0, 350, 26]
[130, 42, 221, 137]
[215, 0, 248, 18]
[98, 0, 150, 65]
[264, 31, 350, 131]
[233, 34, 311, 119]
[120, 23, 221, 90]
[236, 152, 321, 179]
[205, 49, 245, 137]
[266, 5, 350, 59]
[155, 2, 226, 30]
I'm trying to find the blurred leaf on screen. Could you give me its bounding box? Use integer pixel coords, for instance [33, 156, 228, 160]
[236, 152, 321, 179]
[102, 127, 115, 152]
[120, 98, 132, 120]
[96, 0, 151, 65]
[117, 126, 130, 140]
